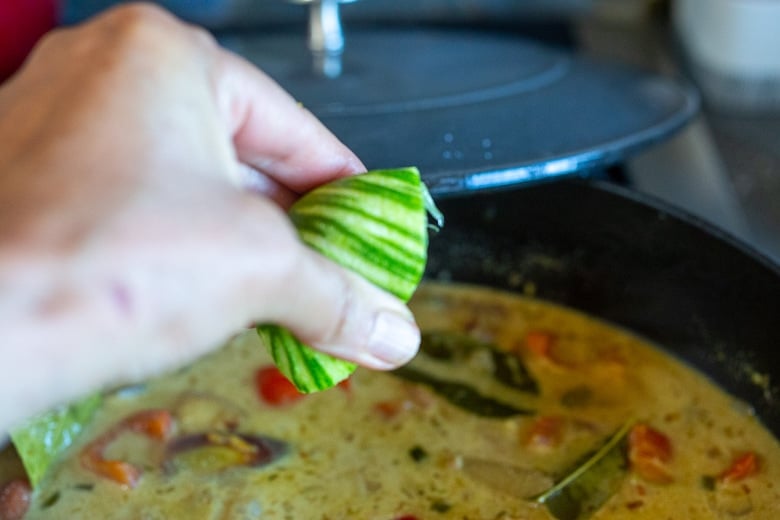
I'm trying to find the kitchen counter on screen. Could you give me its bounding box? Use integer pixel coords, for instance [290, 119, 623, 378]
[576, 9, 780, 264]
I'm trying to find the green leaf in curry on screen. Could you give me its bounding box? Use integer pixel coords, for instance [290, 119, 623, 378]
[392, 366, 533, 418]
[391, 331, 538, 417]
[419, 331, 539, 395]
[258, 167, 443, 393]
[10, 393, 102, 487]
[536, 421, 633, 520]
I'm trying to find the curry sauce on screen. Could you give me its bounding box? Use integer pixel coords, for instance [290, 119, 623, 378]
[4, 282, 779, 519]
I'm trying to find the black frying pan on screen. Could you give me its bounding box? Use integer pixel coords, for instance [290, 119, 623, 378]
[425, 180, 780, 436]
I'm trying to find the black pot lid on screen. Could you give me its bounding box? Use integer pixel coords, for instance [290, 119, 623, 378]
[222, 27, 699, 195]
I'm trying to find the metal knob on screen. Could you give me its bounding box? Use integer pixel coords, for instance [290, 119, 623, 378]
[289, 0, 357, 78]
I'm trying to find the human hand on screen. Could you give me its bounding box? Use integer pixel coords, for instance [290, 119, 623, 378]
[0, 4, 420, 431]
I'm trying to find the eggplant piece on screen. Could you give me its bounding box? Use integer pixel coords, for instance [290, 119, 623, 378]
[461, 457, 553, 499]
[164, 433, 288, 475]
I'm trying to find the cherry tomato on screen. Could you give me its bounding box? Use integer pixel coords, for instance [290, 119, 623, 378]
[628, 423, 673, 484]
[373, 400, 403, 419]
[719, 452, 760, 483]
[337, 377, 352, 393]
[255, 366, 305, 406]
[524, 330, 556, 358]
[525, 415, 565, 451]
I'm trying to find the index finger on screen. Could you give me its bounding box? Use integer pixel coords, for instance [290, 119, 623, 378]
[213, 48, 365, 194]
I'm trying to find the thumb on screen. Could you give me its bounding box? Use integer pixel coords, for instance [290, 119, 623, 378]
[264, 244, 422, 371]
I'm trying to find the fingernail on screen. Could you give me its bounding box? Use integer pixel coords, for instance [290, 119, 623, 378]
[366, 310, 420, 367]
[345, 155, 367, 175]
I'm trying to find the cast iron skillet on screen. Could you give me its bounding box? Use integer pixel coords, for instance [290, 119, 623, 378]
[425, 180, 780, 437]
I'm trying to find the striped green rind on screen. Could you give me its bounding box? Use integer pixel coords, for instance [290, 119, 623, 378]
[290, 174, 426, 300]
[258, 325, 356, 389]
[257, 167, 440, 393]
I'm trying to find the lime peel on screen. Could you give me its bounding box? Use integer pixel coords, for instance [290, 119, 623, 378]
[257, 167, 441, 393]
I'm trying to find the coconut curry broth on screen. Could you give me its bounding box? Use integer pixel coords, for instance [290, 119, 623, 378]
[6, 282, 780, 519]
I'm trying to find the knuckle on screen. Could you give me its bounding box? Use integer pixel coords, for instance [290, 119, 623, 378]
[103, 3, 216, 51]
[73, 3, 219, 80]
[185, 24, 218, 50]
[105, 2, 173, 28]
[98, 3, 182, 50]
[27, 27, 73, 60]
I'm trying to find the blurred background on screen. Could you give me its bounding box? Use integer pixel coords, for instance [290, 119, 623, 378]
[2, 0, 779, 262]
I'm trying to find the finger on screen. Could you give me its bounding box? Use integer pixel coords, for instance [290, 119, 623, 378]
[261, 243, 421, 370]
[233, 163, 298, 209]
[213, 49, 365, 193]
